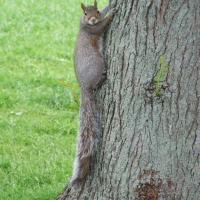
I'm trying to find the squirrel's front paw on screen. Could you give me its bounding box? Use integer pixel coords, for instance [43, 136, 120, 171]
[110, 7, 118, 15]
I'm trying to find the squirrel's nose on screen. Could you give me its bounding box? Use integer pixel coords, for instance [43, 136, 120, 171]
[91, 17, 96, 22]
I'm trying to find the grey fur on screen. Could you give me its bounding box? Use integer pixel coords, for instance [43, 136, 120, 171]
[70, 1, 117, 186]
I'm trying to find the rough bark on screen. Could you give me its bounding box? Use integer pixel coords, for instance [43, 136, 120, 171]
[55, 0, 200, 199]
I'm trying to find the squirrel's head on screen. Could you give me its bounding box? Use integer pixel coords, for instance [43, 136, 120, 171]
[81, 0, 100, 25]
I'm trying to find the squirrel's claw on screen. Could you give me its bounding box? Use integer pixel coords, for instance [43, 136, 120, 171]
[109, 7, 118, 15]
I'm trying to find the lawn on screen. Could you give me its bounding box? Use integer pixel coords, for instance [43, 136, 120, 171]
[0, 0, 106, 199]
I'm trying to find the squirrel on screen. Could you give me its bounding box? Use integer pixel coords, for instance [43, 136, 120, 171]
[70, 0, 117, 186]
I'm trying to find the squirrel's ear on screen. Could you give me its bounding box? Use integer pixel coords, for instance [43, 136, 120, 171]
[94, 0, 97, 8]
[81, 3, 86, 11]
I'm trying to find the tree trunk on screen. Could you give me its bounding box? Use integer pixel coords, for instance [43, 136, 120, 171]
[55, 0, 200, 199]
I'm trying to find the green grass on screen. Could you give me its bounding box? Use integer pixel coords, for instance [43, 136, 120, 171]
[0, 0, 107, 199]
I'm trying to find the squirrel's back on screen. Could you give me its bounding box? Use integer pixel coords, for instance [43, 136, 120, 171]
[74, 30, 104, 89]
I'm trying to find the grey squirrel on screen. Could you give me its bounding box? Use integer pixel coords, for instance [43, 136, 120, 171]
[70, 0, 117, 186]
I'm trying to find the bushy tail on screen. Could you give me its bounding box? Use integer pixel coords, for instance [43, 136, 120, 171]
[70, 88, 99, 186]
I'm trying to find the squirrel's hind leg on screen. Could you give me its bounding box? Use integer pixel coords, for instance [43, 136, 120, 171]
[95, 70, 107, 89]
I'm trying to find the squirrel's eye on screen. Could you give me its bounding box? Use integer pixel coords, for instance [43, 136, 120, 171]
[84, 11, 87, 15]
[97, 10, 100, 14]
